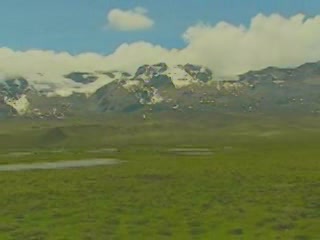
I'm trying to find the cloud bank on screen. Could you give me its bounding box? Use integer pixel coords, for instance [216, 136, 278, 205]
[107, 7, 154, 31]
[1, 13, 320, 84]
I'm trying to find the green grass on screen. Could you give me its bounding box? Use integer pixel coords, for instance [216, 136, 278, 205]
[0, 113, 319, 239]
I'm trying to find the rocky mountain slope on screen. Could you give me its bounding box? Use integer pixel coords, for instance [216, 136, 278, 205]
[1, 61, 320, 118]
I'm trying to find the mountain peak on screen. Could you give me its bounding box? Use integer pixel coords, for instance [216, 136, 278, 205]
[2, 61, 320, 118]
[134, 63, 169, 80]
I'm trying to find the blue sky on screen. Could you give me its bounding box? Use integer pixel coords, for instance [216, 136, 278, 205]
[1, 0, 320, 54]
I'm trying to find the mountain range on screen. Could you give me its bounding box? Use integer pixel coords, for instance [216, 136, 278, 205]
[1, 61, 320, 119]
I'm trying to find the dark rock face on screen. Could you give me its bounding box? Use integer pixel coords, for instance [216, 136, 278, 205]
[102, 72, 115, 78]
[147, 75, 174, 89]
[239, 61, 320, 83]
[91, 82, 141, 112]
[184, 64, 213, 82]
[153, 62, 168, 72]
[99, 71, 132, 78]
[134, 63, 168, 79]
[134, 65, 150, 78]
[121, 72, 132, 77]
[0, 77, 30, 98]
[64, 72, 98, 84]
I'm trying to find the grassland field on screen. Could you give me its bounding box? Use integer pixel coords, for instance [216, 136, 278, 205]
[0, 112, 319, 239]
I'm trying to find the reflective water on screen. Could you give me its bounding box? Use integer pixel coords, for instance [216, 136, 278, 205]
[0, 159, 123, 172]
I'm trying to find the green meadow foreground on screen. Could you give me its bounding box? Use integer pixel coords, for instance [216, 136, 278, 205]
[0, 113, 319, 239]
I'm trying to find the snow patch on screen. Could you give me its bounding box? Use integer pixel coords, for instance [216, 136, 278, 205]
[122, 80, 141, 91]
[165, 66, 198, 88]
[4, 95, 30, 115]
[35, 73, 116, 97]
[150, 88, 163, 104]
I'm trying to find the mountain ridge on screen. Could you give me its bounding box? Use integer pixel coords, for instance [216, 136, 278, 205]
[1, 61, 320, 118]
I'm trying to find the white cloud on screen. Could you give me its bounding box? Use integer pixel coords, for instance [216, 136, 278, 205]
[1, 13, 320, 93]
[106, 7, 154, 31]
[180, 13, 320, 76]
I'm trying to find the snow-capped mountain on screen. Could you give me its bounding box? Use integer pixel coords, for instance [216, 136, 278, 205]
[1, 61, 320, 118]
[133, 63, 212, 88]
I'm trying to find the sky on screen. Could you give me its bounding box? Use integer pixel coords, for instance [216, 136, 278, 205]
[1, 0, 320, 79]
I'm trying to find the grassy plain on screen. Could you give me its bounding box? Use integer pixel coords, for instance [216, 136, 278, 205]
[0, 113, 319, 239]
